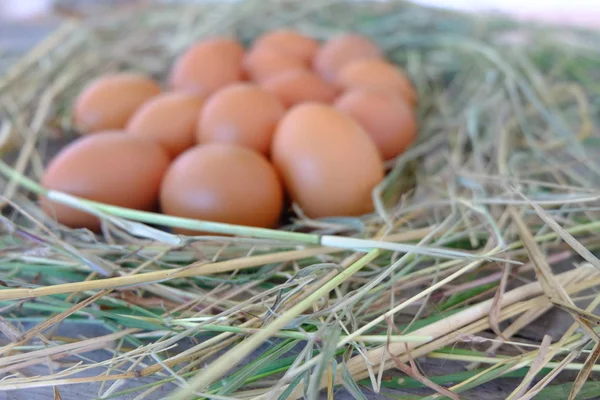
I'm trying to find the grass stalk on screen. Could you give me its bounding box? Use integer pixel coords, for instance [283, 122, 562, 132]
[169, 250, 380, 399]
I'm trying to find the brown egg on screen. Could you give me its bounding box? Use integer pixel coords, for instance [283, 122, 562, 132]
[312, 33, 382, 82]
[73, 73, 161, 133]
[262, 69, 338, 108]
[41, 132, 170, 231]
[252, 29, 318, 65]
[337, 59, 417, 106]
[243, 46, 306, 83]
[335, 88, 417, 161]
[170, 38, 245, 97]
[271, 103, 384, 218]
[160, 144, 283, 233]
[197, 83, 285, 155]
[126, 92, 204, 158]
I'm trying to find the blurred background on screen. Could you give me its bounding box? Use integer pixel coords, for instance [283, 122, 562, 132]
[1, 0, 599, 26]
[1, 0, 599, 87]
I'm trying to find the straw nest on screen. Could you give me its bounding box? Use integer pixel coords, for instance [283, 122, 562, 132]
[1, 1, 600, 399]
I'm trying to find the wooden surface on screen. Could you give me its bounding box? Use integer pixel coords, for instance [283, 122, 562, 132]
[0, 15, 588, 400]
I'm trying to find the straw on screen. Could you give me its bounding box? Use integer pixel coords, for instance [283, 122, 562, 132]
[1, 0, 600, 398]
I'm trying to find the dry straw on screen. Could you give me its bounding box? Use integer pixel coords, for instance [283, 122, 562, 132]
[1, 0, 600, 399]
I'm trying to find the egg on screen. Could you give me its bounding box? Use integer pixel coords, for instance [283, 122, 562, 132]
[252, 29, 318, 65]
[312, 33, 382, 82]
[160, 144, 283, 233]
[337, 59, 417, 106]
[41, 132, 170, 231]
[271, 103, 384, 218]
[262, 69, 338, 108]
[243, 46, 306, 83]
[197, 83, 285, 155]
[169, 38, 245, 96]
[126, 92, 204, 158]
[73, 73, 161, 133]
[335, 88, 417, 161]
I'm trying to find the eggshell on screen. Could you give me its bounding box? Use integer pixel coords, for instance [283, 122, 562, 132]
[335, 88, 417, 161]
[170, 38, 245, 96]
[252, 29, 318, 64]
[41, 132, 170, 231]
[313, 33, 382, 82]
[126, 92, 204, 158]
[337, 59, 417, 106]
[262, 69, 338, 108]
[243, 46, 306, 83]
[197, 83, 285, 155]
[271, 103, 384, 218]
[160, 144, 284, 234]
[73, 73, 161, 133]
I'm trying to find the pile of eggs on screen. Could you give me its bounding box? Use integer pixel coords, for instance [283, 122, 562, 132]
[41, 30, 417, 232]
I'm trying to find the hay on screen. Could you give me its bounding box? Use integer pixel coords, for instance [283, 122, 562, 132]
[1, 0, 600, 398]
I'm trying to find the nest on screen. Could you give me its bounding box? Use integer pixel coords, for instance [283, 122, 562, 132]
[1, 1, 600, 399]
